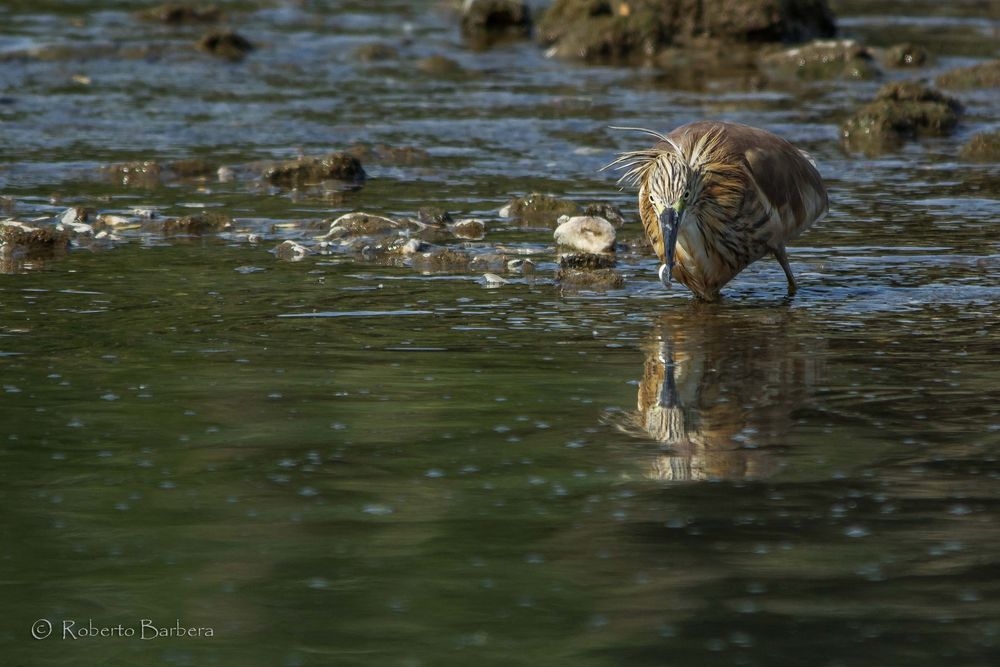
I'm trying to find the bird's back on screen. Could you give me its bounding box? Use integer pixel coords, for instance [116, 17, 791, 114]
[665, 121, 828, 241]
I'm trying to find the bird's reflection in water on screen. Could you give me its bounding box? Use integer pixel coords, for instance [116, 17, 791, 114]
[612, 306, 824, 481]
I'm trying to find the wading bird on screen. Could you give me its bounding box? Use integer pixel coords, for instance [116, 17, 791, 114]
[607, 121, 828, 300]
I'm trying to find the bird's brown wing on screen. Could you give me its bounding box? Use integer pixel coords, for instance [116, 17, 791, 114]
[669, 121, 828, 242]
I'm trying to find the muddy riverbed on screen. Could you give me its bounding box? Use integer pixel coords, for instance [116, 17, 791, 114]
[2, 1, 999, 665]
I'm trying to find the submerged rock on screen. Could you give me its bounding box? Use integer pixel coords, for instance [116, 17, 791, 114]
[554, 216, 616, 253]
[138, 3, 222, 24]
[416, 207, 454, 226]
[842, 81, 962, 153]
[197, 30, 254, 61]
[411, 247, 472, 271]
[161, 211, 233, 235]
[273, 240, 311, 261]
[556, 267, 625, 289]
[0, 220, 70, 255]
[960, 130, 1000, 162]
[880, 43, 929, 68]
[935, 59, 1000, 90]
[104, 161, 162, 187]
[450, 218, 487, 240]
[59, 206, 94, 225]
[538, 0, 836, 62]
[583, 202, 626, 228]
[169, 158, 217, 178]
[319, 212, 402, 239]
[500, 193, 580, 224]
[760, 39, 879, 80]
[354, 43, 399, 62]
[416, 55, 465, 76]
[558, 252, 616, 270]
[264, 153, 366, 188]
[460, 0, 532, 45]
[346, 143, 431, 166]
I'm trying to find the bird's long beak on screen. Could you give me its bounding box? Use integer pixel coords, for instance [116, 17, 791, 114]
[657, 207, 680, 287]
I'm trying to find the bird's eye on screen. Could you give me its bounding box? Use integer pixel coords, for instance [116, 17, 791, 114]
[682, 189, 690, 200]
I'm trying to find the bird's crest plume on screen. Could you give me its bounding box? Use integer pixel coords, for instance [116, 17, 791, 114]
[601, 126, 682, 190]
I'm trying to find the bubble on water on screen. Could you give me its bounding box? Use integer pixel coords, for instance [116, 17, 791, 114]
[101, 392, 119, 401]
[4, 385, 21, 393]
[362, 504, 393, 516]
[845, 525, 870, 538]
[425, 468, 445, 478]
[658, 624, 677, 638]
[308, 577, 329, 590]
[949, 504, 972, 515]
[298, 487, 318, 497]
[67, 417, 84, 428]
[524, 553, 544, 564]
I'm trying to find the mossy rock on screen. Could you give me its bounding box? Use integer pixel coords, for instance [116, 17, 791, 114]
[169, 158, 217, 178]
[104, 160, 162, 187]
[321, 212, 402, 239]
[346, 143, 431, 165]
[264, 153, 366, 187]
[960, 130, 1000, 162]
[842, 81, 962, 153]
[416, 55, 465, 76]
[584, 202, 626, 228]
[538, 0, 836, 63]
[935, 59, 1000, 90]
[354, 43, 399, 62]
[197, 30, 254, 61]
[0, 221, 71, 256]
[559, 252, 616, 270]
[162, 212, 233, 235]
[556, 267, 625, 289]
[760, 39, 879, 81]
[500, 193, 581, 223]
[416, 207, 454, 225]
[460, 0, 532, 46]
[138, 3, 221, 24]
[411, 247, 472, 271]
[881, 43, 929, 68]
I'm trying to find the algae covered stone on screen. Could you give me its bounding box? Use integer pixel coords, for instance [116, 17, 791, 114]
[460, 0, 532, 45]
[162, 212, 233, 235]
[960, 130, 1000, 162]
[500, 193, 581, 224]
[760, 40, 879, 81]
[265, 153, 366, 188]
[197, 30, 254, 61]
[842, 81, 962, 153]
[538, 0, 836, 62]
[935, 59, 1000, 90]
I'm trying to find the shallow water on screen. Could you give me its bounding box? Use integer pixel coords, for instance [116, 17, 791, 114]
[2, 1, 999, 665]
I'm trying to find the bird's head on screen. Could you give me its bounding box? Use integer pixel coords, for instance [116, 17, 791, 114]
[645, 157, 700, 285]
[604, 126, 724, 289]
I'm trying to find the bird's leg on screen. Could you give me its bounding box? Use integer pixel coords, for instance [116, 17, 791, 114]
[773, 246, 797, 296]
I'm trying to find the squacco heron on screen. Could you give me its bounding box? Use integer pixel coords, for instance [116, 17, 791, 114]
[608, 121, 828, 300]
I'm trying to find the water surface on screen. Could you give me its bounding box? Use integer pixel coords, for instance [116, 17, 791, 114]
[2, 1, 999, 665]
